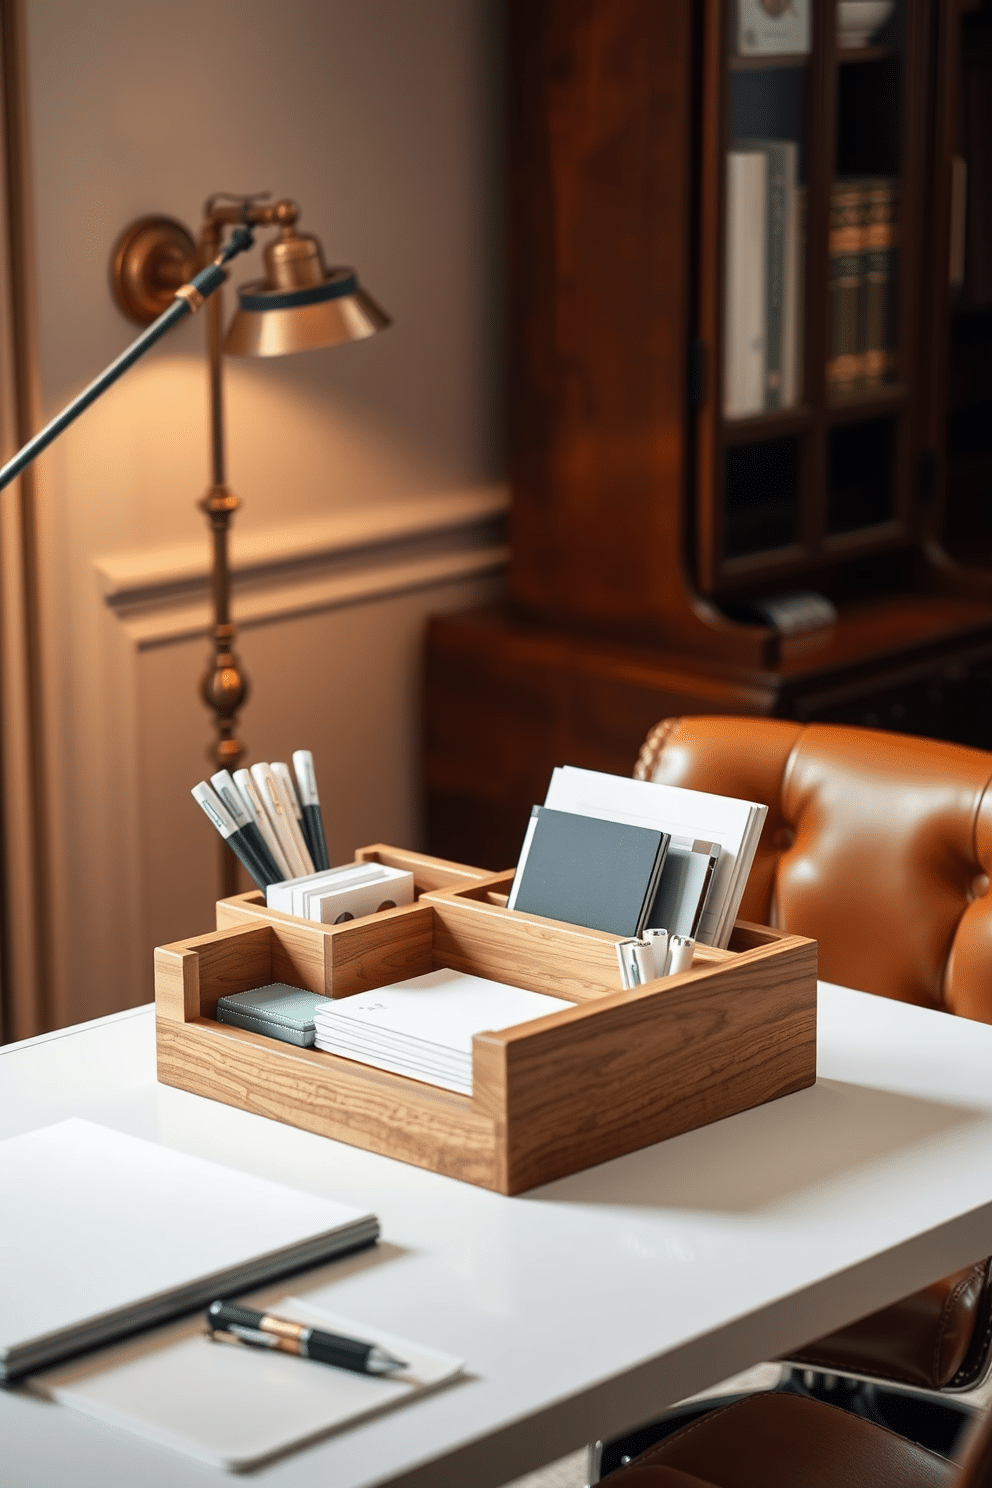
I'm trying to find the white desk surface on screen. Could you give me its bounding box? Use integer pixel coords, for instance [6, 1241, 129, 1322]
[3, 985, 992, 1488]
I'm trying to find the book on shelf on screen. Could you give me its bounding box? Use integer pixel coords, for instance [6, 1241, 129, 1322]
[734, 0, 811, 56]
[725, 150, 766, 417]
[862, 178, 899, 389]
[827, 177, 898, 396]
[724, 142, 804, 418]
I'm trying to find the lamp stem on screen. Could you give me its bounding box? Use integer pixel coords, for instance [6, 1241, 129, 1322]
[197, 225, 249, 899]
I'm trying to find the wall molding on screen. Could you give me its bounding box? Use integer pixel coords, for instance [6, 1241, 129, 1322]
[95, 484, 509, 647]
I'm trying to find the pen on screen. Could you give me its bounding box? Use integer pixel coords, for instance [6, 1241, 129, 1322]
[644, 927, 670, 978]
[668, 935, 695, 975]
[234, 767, 293, 883]
[205, 1301, 407, 1374]
[191, 782, 268, 892]
[250, 762, 311, 879]
[211, 769, 282, 886]
[293, 749, 330, 871]
[272, 762, 316, 876]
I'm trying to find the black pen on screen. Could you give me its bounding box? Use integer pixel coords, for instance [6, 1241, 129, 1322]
[205, 1301, 407, 1374]
[210, 769, 282, 886]
[293, 749, 330, 871]
[191, 783, 269, 891]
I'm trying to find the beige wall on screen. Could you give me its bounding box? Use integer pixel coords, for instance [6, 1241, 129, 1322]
[16, 0, 505, 1028]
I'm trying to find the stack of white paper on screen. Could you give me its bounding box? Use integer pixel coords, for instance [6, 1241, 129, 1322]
[30, 1297, 464, 1471]
[542, 767, 767, 949]
[314, 969, 572, 1094]
[0, 1120, 379, 1382]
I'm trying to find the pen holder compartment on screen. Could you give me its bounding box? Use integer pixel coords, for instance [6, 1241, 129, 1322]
[156, 850, 817, 1194]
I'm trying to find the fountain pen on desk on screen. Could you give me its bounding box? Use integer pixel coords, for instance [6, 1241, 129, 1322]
[205, 1301, 407, 1374]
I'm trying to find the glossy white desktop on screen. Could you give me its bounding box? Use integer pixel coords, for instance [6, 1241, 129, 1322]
[3, 984, 992, 1488]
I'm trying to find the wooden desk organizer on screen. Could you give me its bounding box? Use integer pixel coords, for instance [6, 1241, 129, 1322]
[155, 846, 817, 1194]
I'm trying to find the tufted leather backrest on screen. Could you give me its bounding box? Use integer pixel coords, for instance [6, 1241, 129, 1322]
[634, 717, 992, 1022]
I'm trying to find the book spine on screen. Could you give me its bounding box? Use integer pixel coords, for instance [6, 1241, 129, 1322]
[724, 151, 767, 417]
[785, 186, 809, 407]
[762, 144, 792, 409]
[862, 178, 898, 388]
[827, 181, 865, 395]
[779, 172, 803, 408]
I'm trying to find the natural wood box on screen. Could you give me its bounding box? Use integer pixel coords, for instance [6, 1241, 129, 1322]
[154, 846, 817, 1194]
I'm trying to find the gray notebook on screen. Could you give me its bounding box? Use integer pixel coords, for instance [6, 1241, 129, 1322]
[0, 1120, 378, 1381]
[507, 805, 669, 938]
[216, 983, 330, 1046]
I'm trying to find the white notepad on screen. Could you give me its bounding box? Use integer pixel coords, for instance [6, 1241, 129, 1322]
[314, 969, 572, 1094]
[29, 1296, 463, 1471]
[0, 1120, 378, 1381]
[543, 766, 767, 948]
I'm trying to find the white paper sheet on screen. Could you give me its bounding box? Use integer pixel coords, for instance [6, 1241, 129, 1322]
[30, 1297, 464, 1471]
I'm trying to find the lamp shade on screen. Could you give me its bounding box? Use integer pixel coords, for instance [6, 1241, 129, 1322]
[223, 225, 389, 357]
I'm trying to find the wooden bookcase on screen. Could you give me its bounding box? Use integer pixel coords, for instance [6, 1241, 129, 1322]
[423, 0, 992, 870]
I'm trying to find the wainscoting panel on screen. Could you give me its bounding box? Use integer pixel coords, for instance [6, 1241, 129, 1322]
[55, 492, 508, 1025]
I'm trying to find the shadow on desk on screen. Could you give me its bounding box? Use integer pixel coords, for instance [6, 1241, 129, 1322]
[529, 1079, 987, 1213]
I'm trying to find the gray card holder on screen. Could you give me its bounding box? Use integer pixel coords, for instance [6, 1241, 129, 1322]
[215, 983, 330, 1047]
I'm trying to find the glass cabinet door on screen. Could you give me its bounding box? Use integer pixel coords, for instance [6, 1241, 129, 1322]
[697, 0, 923, 595]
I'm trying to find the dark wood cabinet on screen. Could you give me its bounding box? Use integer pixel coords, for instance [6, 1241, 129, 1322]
[425, 0, 992, 868]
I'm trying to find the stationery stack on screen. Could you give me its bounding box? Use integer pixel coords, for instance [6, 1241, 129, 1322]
[725, 141, 806, 416]
[512, 766, 767, 951]
[827, 176, 899, 396]
[266, 860, 414, 924]
[313, 969, 572, 1095]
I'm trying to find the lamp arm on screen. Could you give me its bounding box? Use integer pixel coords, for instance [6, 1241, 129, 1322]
[0, 225, 255, 494]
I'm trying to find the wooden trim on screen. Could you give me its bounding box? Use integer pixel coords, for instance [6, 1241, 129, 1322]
[695, 0, 726, 594]
[103, 532, 509, 650]
[94, 487, 510, 606]
[0, 0, 51, 1041]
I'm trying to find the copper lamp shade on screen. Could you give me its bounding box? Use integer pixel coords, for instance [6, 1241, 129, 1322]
[224, 225, 390, 357]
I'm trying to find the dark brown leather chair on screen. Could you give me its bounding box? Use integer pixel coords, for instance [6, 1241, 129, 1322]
[634, 717, 992, 1392]
[613, 1390, 991, 1488]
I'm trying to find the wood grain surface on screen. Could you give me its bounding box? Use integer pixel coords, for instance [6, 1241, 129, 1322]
[156, 1017, 499, 1188]
[474, 935, 817, 1192]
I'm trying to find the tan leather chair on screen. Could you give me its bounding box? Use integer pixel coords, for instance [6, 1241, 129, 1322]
[634, 717, 992, 1392]
[614, 1389, 991, 1488]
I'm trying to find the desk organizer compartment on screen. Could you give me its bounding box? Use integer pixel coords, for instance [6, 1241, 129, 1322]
[155, 849, 817, 1194]
[214, 843, 491, 936]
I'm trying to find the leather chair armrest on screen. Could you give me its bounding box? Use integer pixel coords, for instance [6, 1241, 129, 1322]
[785, 1262, 991, 1390]
[617, 1394, 954, 1488]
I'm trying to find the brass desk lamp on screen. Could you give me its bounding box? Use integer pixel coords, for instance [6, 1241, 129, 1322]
[111, 194, 390, 776]
[0, 195, 389, 893]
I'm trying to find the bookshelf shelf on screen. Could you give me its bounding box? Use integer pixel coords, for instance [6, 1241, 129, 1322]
[826, 385, 909, 421]
[836, 44, 898, 64]
[824, 520, 905, 555]
[723, 404, 813, 443]
[727, 53, 812, 72]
